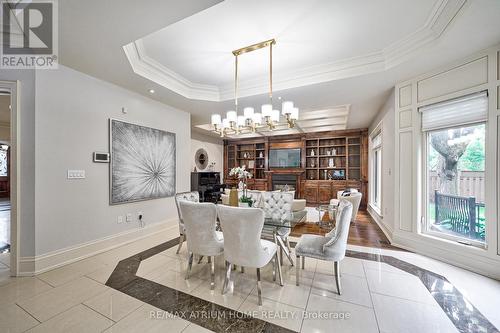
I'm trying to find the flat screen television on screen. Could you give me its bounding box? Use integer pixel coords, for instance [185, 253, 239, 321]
[269, 148, 301, 168]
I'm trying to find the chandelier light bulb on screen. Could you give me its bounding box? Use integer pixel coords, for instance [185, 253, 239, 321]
[226, 111, 237, 123]
[237, 115, 246, 127]
[252, 112, 262, 125]
[222, 118, 230, 129]
[261, 104, 272, 118]
[243, 107, 254, 119]
[290, 107, 299, 120]
[211, 114, 222, 126]
[271, 109, 280, 122]
[282, 101, 294, 115]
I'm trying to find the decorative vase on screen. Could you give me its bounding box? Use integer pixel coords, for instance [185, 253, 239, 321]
[238, 202, 249, 207]
[229, 188, 239, 207]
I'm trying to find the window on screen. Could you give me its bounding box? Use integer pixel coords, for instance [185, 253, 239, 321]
[370, 132, 382, 212]
[421, 91, 487, 245]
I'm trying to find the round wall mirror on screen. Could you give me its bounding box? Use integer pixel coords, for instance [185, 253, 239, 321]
[195, 148, 208, 170]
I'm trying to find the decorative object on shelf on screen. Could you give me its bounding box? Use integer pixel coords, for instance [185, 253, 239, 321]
[248, 160, 255, 169]
[229, 166, 253, 206]
[328, 158, 334, 168]
[207, 162, 216, 171]
[229, 188, 238, 207]
[210, 39, 299, 137]
[323, 169, 328, 179]
[311, 160, 315, 168]
[328, 171, 333, 180]
[332, 148, 337, 155]
[195, 148, 208, 170]
[110, 119, 175, 205]
[333, 169, 346, 180]
[326, 150, 331, 156]
[260, 164, 264, 168]
[311, 149, 315, 156]
[193, 166, 197, 172]
[259, 151, 263, 158]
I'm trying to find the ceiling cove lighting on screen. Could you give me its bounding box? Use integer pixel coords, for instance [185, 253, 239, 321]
[210, 39, 299, 137]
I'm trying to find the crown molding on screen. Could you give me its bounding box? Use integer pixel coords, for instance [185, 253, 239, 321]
[124, 0, 466, 102]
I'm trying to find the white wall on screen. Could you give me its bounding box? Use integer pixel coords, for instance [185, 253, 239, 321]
[34, 65, 190, 257]
[368, 89, 395, 239]
[391, 44, 500, 279]
[190, 131, 223, 178]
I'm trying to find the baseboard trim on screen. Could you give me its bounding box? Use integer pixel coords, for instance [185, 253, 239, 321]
[367, 206, 394, 243]
[18, 219, 178, 276]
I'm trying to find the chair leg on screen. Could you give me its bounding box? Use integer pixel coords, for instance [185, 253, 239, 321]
[185, 252, 194, 280]
[210, 256, 215, 290]
[302, 256, 305, 270]
[280, 246, 283, 265]
[208, 256, 212, 264]
[240, 266, 245, 273]
[296, 255, 300, 286]
[176, 234, 185, 254]
[285, 238, 292, 253]
[198, 255, 204, 264]
[334, 261, 341, 295]
[222, 261, 231, 295]
[275, 252, 283, 287]
[272, 257, 276, 282]
[256, 268, 262, 306]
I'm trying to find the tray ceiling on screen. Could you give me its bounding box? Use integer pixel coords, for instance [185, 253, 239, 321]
[124, 0, 465, 102]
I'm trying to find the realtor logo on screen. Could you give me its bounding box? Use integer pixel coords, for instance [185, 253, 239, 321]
[1, 0, 58, 69]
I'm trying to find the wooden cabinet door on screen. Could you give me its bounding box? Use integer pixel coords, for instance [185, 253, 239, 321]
[304, 184, 318, 203]
[318, 184, 332, 203]
[254, 181, 268, 191]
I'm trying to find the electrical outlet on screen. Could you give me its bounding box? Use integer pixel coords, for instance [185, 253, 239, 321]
[137, 211, 143, 221]
[67, 169, 85, 179]
[126, 213, 132, 222]
[117, 216, 123, 224]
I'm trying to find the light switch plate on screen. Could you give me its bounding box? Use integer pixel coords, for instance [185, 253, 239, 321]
[67, 170, 86, 179]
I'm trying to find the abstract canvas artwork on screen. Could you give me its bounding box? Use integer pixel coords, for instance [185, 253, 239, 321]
[110, 119, 176, 204]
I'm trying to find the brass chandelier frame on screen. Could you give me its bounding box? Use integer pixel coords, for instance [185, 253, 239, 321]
[213, 38, 297, 137]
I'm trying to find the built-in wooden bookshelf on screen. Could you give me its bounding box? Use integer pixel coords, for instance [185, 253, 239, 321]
[223, 129, 368, 207]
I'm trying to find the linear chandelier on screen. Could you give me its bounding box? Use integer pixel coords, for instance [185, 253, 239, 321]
[211, 38, 299, 137]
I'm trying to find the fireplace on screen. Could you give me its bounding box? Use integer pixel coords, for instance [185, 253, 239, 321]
[272, 174, 297, 193]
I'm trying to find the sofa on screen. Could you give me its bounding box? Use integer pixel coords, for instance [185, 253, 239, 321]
[221, 189, 306, 213]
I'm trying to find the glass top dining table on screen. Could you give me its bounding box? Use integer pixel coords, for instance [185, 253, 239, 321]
[263, 210, 308, 228]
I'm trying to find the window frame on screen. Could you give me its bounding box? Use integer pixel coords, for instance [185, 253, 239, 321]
[422, 121, 487, 248]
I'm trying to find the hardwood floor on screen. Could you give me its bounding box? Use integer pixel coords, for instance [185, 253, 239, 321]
[291, 209, 401, 250]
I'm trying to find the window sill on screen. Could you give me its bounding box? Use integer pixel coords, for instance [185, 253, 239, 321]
[368, 203, 383, 218]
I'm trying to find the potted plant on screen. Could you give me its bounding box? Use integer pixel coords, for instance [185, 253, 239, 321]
[229, 166, 253, 207]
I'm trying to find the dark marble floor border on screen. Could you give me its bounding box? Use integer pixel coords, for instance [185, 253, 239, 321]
[106, 237, 499, 333]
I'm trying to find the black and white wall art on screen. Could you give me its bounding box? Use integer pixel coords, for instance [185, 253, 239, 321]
[110, 119, 176, 204]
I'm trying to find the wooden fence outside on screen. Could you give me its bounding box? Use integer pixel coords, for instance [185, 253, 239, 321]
[429, 171, 485, 204]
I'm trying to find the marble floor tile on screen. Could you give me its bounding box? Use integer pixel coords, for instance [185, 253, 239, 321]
[316, 257, 365, 277]
[148, 268, 205, 294]
[37, 257, 107, 287]
[103, 304, 190, 333]
[371, 293, 458, 333]
[0, 303, 39, 333]
[362, 259, 412, 276]
[182, 323, 215, 333]
[364, 267, 437, 305]
[85, 263, 117, 284]
[17, 276, 108, 322]
[136, 253, 181, 277]
[0, 252, 9, 266]
[238, 295, 304, 332]
[311, 272, 372, 307]
[83, 288, 145, 322]
[301, 294, 378, 333]
[26, 304, 113, 333]
[250, 279, 312, 309]
[0, 277, 53, 304]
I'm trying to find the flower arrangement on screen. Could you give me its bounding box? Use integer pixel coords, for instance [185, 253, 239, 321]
[229, 166, 253, 206]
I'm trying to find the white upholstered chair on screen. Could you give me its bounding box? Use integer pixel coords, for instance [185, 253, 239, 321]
[329, 190, 362, 222]
[178, 201, 224, 290]
[217, 205, 282, 305]
[238, 189, 263, 207]
[295, 201, 353, 294]
[261, 191, 294, 265]
[174, 191, 200, 254]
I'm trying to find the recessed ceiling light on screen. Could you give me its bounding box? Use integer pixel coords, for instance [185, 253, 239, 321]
[148, 89, 155, 94]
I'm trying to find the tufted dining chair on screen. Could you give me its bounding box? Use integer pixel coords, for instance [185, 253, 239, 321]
[174, 191, 200, 254]
[178, 201, 224, 290]
[261, 191, 294, 265]
[217, 205, 282, 305]
[295, 201, 353, 295]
